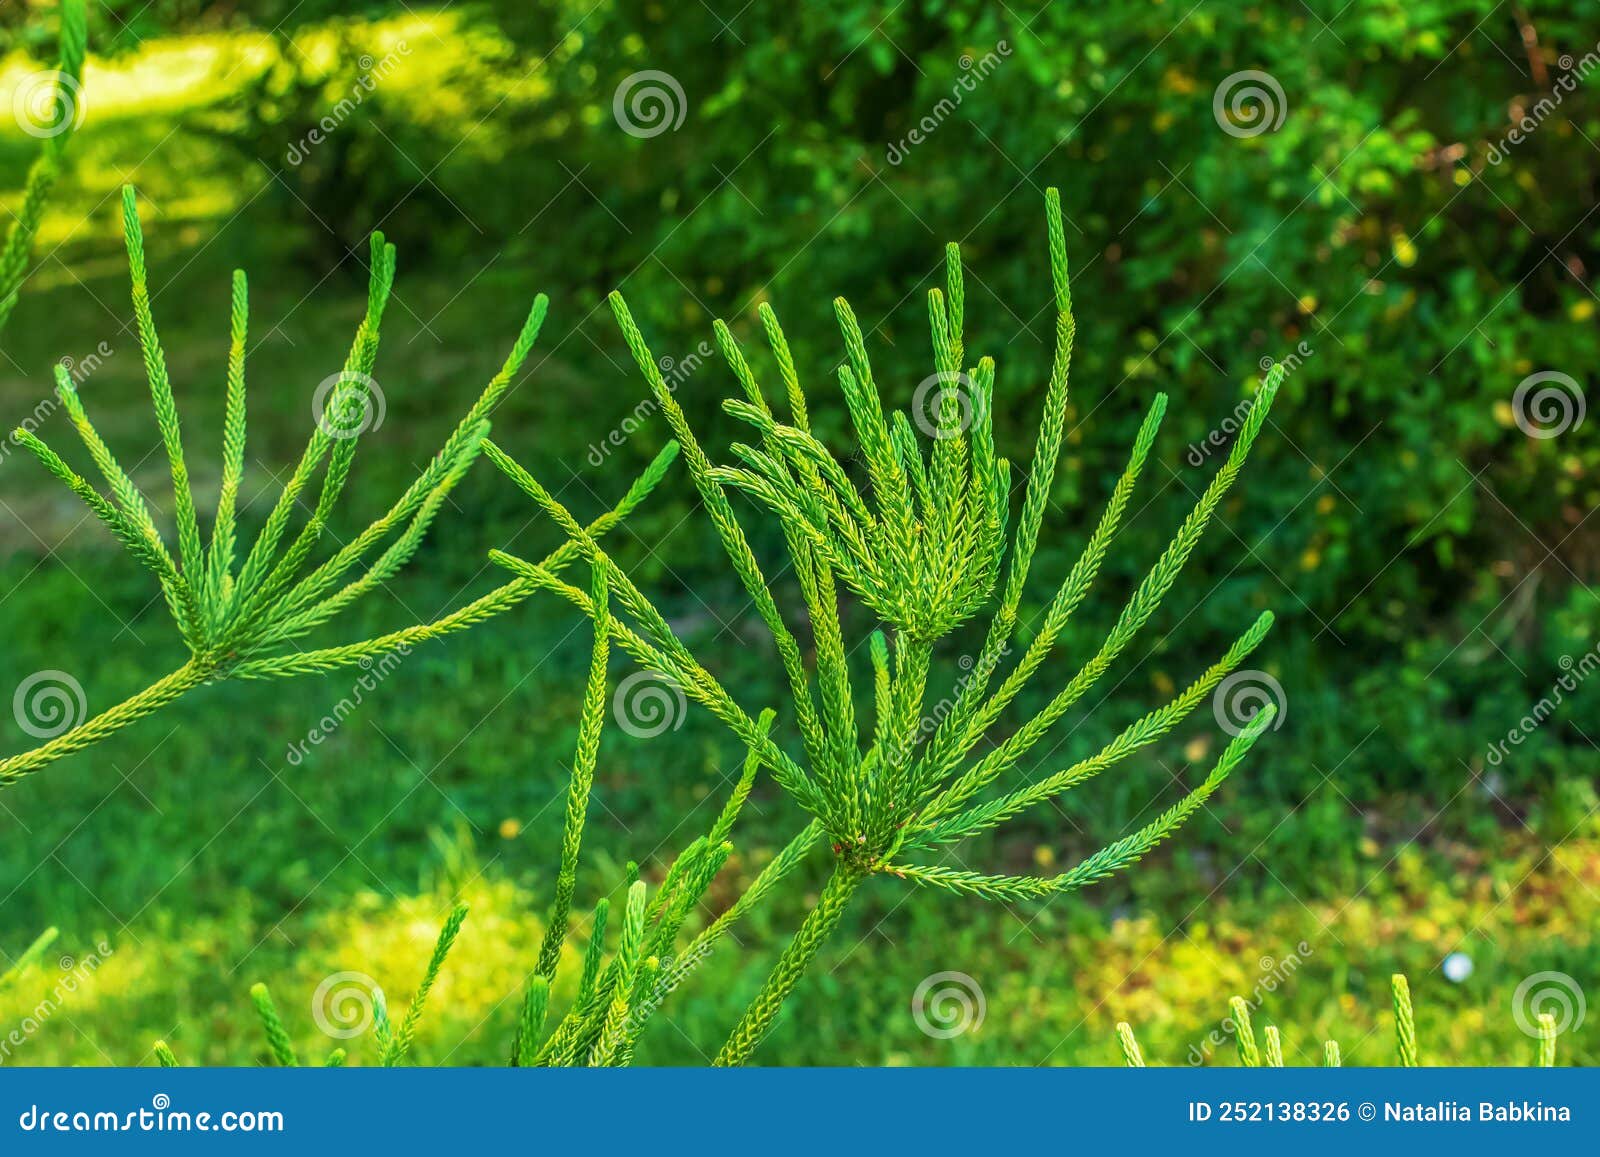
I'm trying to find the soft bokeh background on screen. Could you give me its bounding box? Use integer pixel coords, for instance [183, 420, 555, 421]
[0, 0, 1596, 1065]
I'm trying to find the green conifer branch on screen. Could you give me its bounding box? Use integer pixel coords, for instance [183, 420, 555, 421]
[1393, 972, 1418, 1067]
[505, 187, 1288, 1060]
[2, 201, 666, 783]
[383, 902, 468, 1066]
[249, 983, 299, 1067]
[0, 0, 87, 334]
[534, 569, 611, 981]
[713, 862, 867, 1066]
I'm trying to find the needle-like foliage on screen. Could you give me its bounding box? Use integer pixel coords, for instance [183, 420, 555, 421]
[0, 0, 87, 336]
[142, 573, 776, 1068]
[493, 187, 1286, 1063]
[507, 564, 778, 1067]
[1, 187, 680, 786]
[1115, 974, 1562, 1067]
[0, 927, 59, 993]
[153, 904, 468, 1068]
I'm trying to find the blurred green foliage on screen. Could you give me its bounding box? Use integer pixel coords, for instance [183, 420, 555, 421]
[0, 0, 1596, 1064]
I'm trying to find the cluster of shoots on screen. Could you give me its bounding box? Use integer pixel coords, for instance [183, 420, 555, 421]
[1115, 974, 1564, 1068]
[0, 187, 678, 786]
[495, 187, 1283, 1062]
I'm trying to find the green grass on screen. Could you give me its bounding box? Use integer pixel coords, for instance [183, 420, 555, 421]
[0, 544, 1594, 1065]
